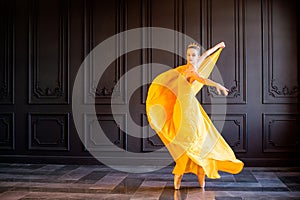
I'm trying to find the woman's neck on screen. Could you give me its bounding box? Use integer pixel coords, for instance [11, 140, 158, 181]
[187, 63, 198, 70]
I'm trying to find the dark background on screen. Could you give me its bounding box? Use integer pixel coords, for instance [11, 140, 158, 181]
[0, 0, 299, 166]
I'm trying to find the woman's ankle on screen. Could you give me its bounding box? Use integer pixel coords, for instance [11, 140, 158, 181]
[174, 174, 183, 190]
[197, 174, 205, 188]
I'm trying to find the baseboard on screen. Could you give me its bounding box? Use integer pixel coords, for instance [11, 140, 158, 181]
[240, 157, 300, 167]
[1, 155, 300, 167]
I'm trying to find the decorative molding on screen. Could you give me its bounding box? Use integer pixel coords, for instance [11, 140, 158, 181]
[83, 113, 127, 152]
[141, 0, 152, 104]
[173, 0, 183, 67]
[32, 119, 65, 145]
[269, 79, 298, 97]
[0, 0, 15, 104]
[33, 82, 64, 98]
[28, 113, 70, 151]
[0, 113, 15, 150]
[262, 0, 298, 104]
[263, 114, 300, 153]
[210, 113, 247, 153]
[0, 83, 8, 100]
[142, 114, 166, 152]
[141, 0, 184, 104]
[84, 0, 126, 105]
[203, 0, 246, 104]
[28, 0, 70, 104]
[207, 79, 240, 98]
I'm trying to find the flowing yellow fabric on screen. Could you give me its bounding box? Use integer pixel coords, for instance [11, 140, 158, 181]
[146, 48, 243, 179]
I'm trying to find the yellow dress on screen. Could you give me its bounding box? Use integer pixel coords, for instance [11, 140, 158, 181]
[146, 48, 244, 179]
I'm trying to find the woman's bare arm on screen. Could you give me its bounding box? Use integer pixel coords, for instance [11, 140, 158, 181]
[188, 70, 229, 96]
[197, 42, 225, 67]
[203, 78, 229, 96]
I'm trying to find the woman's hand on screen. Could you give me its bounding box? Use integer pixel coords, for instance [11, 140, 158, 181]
[202, 78, 229, 96]
[198, 41, 226, 65]
[215, 84, 229, 96]
[217, 42, 225, 49]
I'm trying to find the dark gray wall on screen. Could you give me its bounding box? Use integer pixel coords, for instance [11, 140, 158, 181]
[0, 0, 299, 166]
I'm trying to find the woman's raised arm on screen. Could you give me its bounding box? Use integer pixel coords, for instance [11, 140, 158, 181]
[197, 42, 225, 67]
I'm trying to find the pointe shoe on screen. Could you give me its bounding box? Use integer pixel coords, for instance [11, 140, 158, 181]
[174, 174, 183, 190]
[198, 174, 205, 188]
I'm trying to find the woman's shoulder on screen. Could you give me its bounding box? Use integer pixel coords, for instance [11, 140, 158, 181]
[175, 64, 188, 72]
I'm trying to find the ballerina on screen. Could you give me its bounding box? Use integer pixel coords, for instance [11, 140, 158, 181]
[146, 42, 244, 190]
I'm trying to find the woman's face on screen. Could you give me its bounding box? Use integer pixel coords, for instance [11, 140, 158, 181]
[186, 48, 199, 66]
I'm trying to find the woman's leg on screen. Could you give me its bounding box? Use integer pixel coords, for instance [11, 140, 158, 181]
[197, 173, 205, 188]
[194, 164, 205, 188]
[172, 154, 189, 190]
[172, 153, 206, 189]
[174, 174, 183, 190]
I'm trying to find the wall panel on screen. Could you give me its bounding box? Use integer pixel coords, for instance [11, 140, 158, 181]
[263, 114, 300, 152]
[84, 0, 126, 105]
[211, 114, 247, 153]
[142, 114, 165, 152]
[0, 113, 15, 150]
[28, 113, 70, 151]
[28, 0, 69, 104]
[84, 113, 127, 152]
[262, 0, 298, 104]
[0, 0, 15, 104]
[202, 0, 246, 104]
